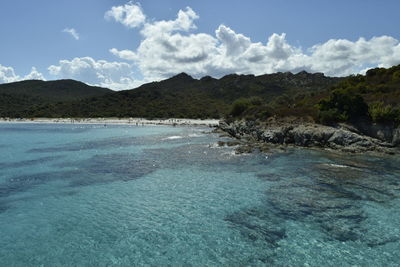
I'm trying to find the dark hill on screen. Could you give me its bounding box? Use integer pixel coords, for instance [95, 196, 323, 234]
[9, 71, 342, 118]
[0, 79, 113, 102]
[231, 64, 400, 126]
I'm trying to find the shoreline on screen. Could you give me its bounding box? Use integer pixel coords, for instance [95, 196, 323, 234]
[218, 120, 400, 155]
[0, 118, 220, 127]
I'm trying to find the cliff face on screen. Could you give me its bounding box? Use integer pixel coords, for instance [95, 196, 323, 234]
[219, 119, 399, 154]
[353, 121, 400, 145]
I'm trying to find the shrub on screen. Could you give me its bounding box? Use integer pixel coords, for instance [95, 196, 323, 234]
[318, 108, 346, 124]
[392, 70, 400, 82]
[229, 98, 252, 117]
[317, 89, 369, 123]
[369, 102, 398, 123]
[366, 67, 386, 78]
[247, 96, 263, 106]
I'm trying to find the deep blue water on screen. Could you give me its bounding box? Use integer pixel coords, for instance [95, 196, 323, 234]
[0, 123, 399, 266]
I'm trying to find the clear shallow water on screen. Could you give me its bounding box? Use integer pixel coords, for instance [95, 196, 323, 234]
[0, 123, 399, 266]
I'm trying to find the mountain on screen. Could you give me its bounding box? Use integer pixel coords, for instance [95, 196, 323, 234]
[0, 79, 113, 117]
[0, 79, 113, 101]
[4, 71, 341, 118]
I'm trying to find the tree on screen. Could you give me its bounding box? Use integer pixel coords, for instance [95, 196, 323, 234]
[318, 89, 369, 123]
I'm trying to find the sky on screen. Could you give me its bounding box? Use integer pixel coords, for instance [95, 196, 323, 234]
[0, 0, 399, 90]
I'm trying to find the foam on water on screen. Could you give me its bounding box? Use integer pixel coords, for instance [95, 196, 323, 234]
[162, 135, 183, 140]
[0, 123, 399, 266]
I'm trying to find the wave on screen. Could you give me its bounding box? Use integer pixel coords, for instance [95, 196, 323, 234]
[162, 136, 183, 140]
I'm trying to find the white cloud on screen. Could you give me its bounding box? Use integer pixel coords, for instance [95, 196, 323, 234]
[108, 5, 400, 82]
[216, 25, 251, 57]
[5, 5, 398, 92]
[140, 7, 198, 37]
[110, 48, 137, 61]
[0, 65, 45, 84]
[0, 64, 19, 83]
[308, 36, 400, 76]
[63, 28, 79, 40]
[48, 57, 140, 90]
[24, 67, 45, 80]
[105, 1, 145, 29]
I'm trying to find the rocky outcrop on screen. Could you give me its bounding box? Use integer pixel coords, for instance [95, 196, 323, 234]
[351, 120, 399, 144]
[393, 128, 400, 146]
[218, 120, 398, 154]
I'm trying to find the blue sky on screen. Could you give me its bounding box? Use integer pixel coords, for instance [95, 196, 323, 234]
[1, 0, 399, 89]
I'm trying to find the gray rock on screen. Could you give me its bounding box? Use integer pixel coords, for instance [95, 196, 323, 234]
[218, 120, 398, 154]
[393, 128, 400, 146]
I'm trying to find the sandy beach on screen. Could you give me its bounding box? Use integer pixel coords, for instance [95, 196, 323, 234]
[0, 117, 220, 127]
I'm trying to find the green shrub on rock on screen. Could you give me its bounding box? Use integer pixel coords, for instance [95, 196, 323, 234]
[229, 98, 252, 117]
[369, 102, 400, 124]
[318, 89, 369, 123]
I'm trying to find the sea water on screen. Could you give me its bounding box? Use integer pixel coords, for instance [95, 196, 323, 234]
[0, 123, 399, 266]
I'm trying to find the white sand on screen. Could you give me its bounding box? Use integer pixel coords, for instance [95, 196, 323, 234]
[0, 117, 220, 127]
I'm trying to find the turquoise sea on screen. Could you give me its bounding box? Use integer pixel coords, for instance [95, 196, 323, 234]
[0, 123, 399, 266]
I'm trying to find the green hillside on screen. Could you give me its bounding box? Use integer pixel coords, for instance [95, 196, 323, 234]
[0, 93, 44, 118]
[0, 79, 113, 101]
[231, 65, 400, 126]
[0, 79, 113, 117]
[5, 71, 340, 118]
[323, 65, 400, 124]
[4, 65, 399, 123]
[6, 64, 398, 122]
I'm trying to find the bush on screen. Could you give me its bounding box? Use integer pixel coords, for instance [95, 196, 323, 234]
[369, 102, 398, 123]
[392, 70, 400, 81]
[247, 96, 263, 106]
[229, 98, 252, 117]
[366, 67, 386, 77]
[317, 89, 369, 123]
[318, 109, 342, 124]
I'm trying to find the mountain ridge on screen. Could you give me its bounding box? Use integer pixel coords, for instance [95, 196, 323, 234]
[0, 70, 343, 118]
[0, 79, 113, 101]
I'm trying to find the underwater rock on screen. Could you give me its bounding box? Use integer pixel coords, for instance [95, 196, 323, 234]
[225, 208, 286, 247]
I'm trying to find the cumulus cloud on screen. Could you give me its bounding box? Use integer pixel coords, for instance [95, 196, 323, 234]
[48, 57, 140, 90]
[108, 4, 400, 82]
[24, 67, 45, 80]
[140, 7, 198, 37]
[0, 64, 19, 83]
[110, 48, 137, 61]
[5, 5, 397, 91]
[308, 36, 400, 76]
[63, 28, 79, 40]
[105, 1, 145, 28]
[0, 65, 45, 83]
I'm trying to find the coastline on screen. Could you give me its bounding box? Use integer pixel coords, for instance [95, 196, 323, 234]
[217, 119, 400, 155]
[0, 117, 220, 127]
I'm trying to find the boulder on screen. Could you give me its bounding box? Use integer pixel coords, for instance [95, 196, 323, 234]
[218, 119, 398, 154]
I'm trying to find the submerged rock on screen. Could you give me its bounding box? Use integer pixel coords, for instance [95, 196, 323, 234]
[264, 157, 400, 244]
[225, 208, 286, 247]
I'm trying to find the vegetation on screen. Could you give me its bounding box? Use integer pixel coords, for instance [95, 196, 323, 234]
[316, 65, 400, 125]
[0, 79, 112, 101]
[0, 80, 113, 118]
[1, 65, 399, 127]
[0, 71, 340, 119]
[317, 89, 369, 123]
[369, 102, 400, 124]
[222, 64, 400, 127]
